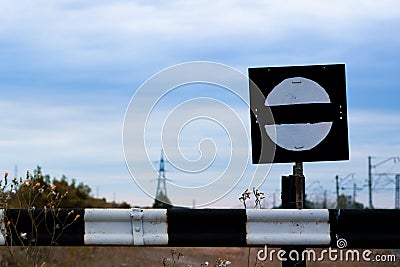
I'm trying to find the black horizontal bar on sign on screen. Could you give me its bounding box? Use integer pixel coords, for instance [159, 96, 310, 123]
[167, 209, 247, 247]
[5, 209, 85, 246]
[266, 103, 337, 125]
[329, 209, 400, 248]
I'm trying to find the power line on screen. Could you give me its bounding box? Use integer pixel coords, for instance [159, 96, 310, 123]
[368, 156, 400, 209]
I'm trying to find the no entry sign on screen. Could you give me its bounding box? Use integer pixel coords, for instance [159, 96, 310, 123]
[249, 64, 349, 163]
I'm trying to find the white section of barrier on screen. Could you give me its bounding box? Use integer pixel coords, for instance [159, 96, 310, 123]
[246, 209, 330, 246]
[84, 209, 168, 245]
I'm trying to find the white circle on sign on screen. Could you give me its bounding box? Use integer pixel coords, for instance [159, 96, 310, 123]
[264, 77, 333, 151]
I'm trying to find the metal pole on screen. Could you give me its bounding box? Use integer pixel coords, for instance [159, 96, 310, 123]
[281, 162, 306, 267]
[335, 175, 339, 208]
[293, 162, 303, 176]
[396, 175, 400, 209]
[368, 156, 373, 209]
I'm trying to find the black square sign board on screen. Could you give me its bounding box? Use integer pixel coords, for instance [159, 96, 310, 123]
[249, 64, 349, 164]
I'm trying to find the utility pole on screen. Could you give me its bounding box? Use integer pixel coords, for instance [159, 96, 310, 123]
[396, 175, 400, 209]
[368, 156, 399, 209]
[368, 156, 373, 209]
[336, 173, 355, 208]
[335, 175, 339, 208]
[323, 190, 327, 209]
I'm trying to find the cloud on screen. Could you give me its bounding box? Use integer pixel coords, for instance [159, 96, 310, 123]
[0, 98, 124, 172]
[1, 1, 399, 73]
[1, 0, 400, 207]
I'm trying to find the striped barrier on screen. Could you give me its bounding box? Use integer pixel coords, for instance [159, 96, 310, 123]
[1, 209, 399, 248]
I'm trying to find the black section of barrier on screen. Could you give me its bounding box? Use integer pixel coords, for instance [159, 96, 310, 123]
[4, 208, 85, 246]
[329, 209, 400, 248]
[167, 209, 247, 247]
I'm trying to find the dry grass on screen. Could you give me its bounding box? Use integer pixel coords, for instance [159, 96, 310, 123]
[0, 247, 398, 266]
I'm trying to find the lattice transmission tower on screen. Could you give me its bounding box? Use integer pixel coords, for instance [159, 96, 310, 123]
[153, 149, 172, 208]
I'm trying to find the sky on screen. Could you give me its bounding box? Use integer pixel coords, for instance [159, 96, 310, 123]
[1, 0, 400, 208]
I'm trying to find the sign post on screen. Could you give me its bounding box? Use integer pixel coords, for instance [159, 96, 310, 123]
[281, 162, 306, 267]
[249, 64, 349, 267]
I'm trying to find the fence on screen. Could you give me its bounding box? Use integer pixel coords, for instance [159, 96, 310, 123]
[1, 208, 399, 248]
